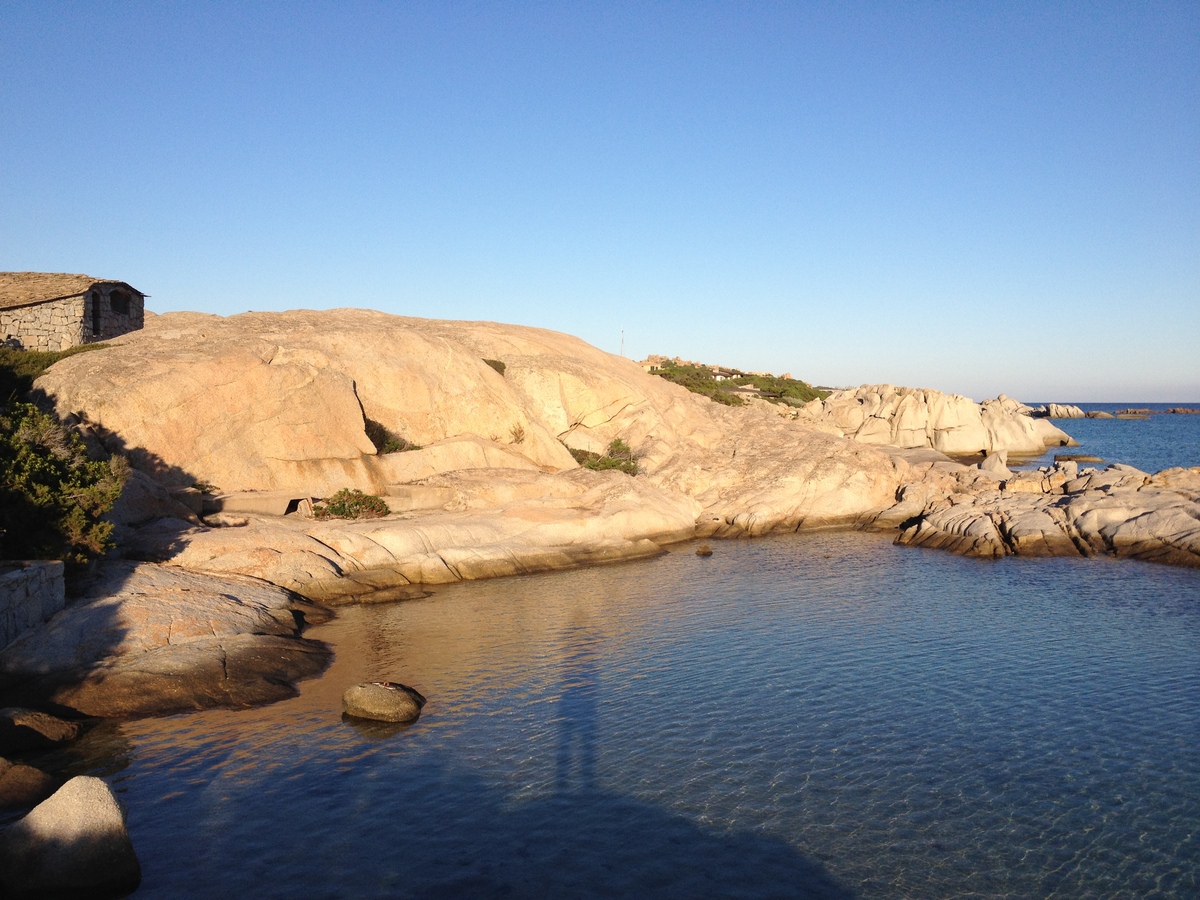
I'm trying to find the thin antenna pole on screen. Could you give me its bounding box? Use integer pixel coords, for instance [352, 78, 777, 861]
[620, 329, 625, 357]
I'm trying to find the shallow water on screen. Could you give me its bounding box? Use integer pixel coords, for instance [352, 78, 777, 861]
[1018, 402, 1200, 473]
[48, 531, 1200, 898]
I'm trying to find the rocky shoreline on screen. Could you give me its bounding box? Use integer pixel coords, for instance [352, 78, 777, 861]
[4, 309, 1195, 720]
[1, 309, 1196, 892]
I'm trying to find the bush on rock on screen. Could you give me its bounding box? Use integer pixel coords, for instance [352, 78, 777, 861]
[0, 402, 125, 564]
[314, 488, 390, 519]
[568, 438, 640, 476]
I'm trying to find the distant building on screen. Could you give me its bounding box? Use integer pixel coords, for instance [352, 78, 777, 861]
[0, 272, 145, 351]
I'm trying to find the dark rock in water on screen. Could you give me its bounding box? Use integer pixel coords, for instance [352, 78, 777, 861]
[0, 776, 140, 898]
[0, 758, 55, 810]
[343, 681, 427, 723]
[695, 544, 714, 557]
[0, 635, 332, 719]
[1055, 453, 1104, 464]
[1085, 411, 1114, 419]
[0, 707, 80, 754]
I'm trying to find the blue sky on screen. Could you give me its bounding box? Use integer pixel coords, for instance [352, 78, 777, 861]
[2, 2, 1196, 400]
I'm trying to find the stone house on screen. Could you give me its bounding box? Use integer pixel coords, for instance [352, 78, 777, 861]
[0, 272, 146, 352]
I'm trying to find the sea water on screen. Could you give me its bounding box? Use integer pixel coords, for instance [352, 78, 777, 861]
[1019, 402, 1200, 473]
[45, 530, 1200, 898]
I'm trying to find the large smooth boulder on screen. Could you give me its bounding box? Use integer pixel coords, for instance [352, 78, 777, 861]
[0, 563, 331, 717]
[0, 776, 140, 898]
[1046, 403, 1085, 418]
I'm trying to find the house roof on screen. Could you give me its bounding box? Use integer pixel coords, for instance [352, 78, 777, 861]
[0, 272, 143, 311]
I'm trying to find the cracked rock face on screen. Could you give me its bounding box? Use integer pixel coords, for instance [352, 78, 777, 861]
[893, 464, 1200, 568]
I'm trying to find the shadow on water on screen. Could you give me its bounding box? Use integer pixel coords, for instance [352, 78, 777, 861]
[555, 611, 598, 794]
[126, 746, 853, 900]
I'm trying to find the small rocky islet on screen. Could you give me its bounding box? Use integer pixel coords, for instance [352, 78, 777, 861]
[1, 308, 1197, 896]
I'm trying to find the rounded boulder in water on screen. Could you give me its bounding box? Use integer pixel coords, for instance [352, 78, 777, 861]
[342, 682, 427, 723]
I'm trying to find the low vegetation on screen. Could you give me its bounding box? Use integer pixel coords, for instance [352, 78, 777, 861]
[365, 418, 421, 454]
[0, 401, 126, 564]
[567, 437, 639, 476]
[313, 488, 390, 519]
[483, 358, 506, 376]
[0, 343, 109, 402]
[653, 363, 745, 406]
[652, 361, 827, 407]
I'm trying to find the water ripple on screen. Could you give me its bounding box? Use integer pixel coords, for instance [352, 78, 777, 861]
[48, 530, 1200, 898]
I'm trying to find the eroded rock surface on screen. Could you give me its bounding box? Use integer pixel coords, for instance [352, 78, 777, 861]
[793, 386, 1076, 455]
[892, 464, 1200, 567]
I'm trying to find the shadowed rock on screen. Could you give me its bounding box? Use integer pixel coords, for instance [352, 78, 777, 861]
[0, 776, 140, 898]
[0, 758, 55, 810]
[0, 707, 80, 755]
[0, 563, 331, 718]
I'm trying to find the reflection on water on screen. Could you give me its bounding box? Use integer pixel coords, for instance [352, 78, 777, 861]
[40, 531, 1200, 898]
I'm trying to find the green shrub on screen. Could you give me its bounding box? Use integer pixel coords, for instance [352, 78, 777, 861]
[726, 373, 827, 404]
[0, 344, 109, 402]
[313, 488, 390, 519]
[653, 363, 745, 406]
[652, 361, 827, 407]
[483, 358, 506, 376]
[364, 417, 421, 454]
[0, 401, 125, 564]
[567, 438, 639, 476]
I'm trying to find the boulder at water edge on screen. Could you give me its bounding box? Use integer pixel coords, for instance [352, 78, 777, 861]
[0, 758, 55, 810]
[0, 775, 141, 898]
[0, 706, 81, 754]
[343, 681, 427, 723]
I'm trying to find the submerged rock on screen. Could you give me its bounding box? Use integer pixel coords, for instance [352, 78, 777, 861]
[0, 776, 140, 898]
[343, 682, 427, 723]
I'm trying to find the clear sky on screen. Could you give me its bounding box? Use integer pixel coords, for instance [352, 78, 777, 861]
[2, 2, 1197, 401]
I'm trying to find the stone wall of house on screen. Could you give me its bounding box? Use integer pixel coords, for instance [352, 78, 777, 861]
[0, 296, 87, 351]
[88, 284, 145, 342]
[0, 285, 144, 351]
[0, 561, 65, 650]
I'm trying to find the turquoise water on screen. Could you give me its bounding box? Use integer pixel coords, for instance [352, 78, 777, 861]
[1020, 402, 1200, 473]
[50, 531, 1200, 898]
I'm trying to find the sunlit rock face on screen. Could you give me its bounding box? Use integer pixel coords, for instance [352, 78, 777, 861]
[35, 309, 909, 546]
[796, 385, 1076, 455]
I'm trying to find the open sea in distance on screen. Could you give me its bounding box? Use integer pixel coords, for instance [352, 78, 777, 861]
[35, 403, 1200, 898]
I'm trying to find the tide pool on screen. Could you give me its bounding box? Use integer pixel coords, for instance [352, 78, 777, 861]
[44, 530, 1200, 898]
